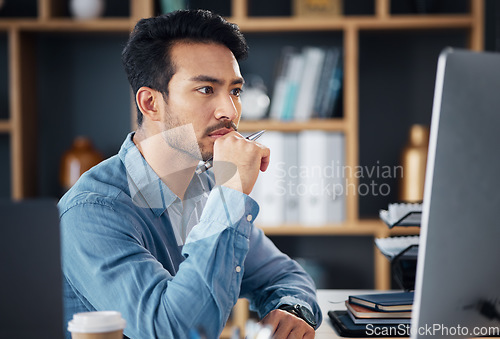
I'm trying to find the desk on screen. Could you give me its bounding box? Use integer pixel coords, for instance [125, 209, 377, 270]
[315, 290, 500, 339]
[316, 289, 377, 338]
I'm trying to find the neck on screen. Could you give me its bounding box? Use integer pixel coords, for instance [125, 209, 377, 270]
[133, 128, 200, 201]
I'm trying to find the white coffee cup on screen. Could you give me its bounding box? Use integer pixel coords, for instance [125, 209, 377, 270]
[68, 311, 126, 339]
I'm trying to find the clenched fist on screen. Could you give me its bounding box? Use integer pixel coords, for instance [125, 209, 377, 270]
[212, 131, 270, 195]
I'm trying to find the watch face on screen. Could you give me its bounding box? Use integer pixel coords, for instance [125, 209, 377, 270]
[296, 305, 317, 327]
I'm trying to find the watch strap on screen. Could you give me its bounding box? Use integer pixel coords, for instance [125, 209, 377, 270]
[278, 304, 317, 329]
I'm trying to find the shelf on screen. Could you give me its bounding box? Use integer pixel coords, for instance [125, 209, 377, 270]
[0, 18, 133, 32]
[0, 120, 11, 133]
[238, 118, 345, 132]
[230, 15, 474, 32]
[355, 15, 473, 30]
[259, 219, 421, 236]
[0, 14, 474, 34]
[386, 226, 421, 236]
[260, 219, 383, 235]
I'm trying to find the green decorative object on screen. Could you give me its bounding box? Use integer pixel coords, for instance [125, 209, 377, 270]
[160, 0, 187, 13]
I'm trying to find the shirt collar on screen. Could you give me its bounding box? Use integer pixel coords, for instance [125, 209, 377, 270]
[118, 132, 212, 216]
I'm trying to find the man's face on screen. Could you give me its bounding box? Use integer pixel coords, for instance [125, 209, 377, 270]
[159, 41, 244, 161]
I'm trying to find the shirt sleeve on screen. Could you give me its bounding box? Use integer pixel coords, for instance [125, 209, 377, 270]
[239, 226, 323, 328]
[60, 185, 258, 338]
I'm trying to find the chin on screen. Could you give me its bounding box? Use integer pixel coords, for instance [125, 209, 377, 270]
[201, 154, 213, 162]
[198, 142, 213, 162]
[199, 148, 212, 161]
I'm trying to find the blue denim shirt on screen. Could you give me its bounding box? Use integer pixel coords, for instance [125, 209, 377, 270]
[59, 133, 322, 338]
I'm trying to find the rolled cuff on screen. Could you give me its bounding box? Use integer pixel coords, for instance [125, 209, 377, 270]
[185, 186, 259, 244]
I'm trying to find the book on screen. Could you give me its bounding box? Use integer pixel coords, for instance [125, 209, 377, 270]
[281, 52, 305, 120]
[348, 292, 414, 312]
[328, 311, 410, 338]
[318, 49, 343, 118]
[345, 301, 411, 320]
[269, 47, 295, 121]
[293, 47, 326, 121]
[314, 47, 340, 118]
[346, 310, 411, 325]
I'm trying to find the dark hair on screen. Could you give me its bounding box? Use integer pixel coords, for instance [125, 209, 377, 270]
[121, 9, 249, 126]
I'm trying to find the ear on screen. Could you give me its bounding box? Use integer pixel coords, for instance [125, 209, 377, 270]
[136, 87, 162, 122]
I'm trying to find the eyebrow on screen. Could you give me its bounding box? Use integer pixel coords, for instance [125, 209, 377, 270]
[189, 75, 245, 86]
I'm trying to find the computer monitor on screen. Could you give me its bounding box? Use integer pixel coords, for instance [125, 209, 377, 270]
[0, 199, 64, 339]
[412, 48, 500, 338]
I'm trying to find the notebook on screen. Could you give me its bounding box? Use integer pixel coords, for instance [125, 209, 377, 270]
[346, 301, 412, 319]
[328, 310, 410, 337]
[348, 292, 414, 312]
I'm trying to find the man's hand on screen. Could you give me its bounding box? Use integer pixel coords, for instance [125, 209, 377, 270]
[260, 309, 315, 339]
[212, 131, 270, 195]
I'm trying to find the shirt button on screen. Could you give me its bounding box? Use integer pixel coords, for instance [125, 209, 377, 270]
[235, 266, 241, 273]
[246, 214, 253, 222]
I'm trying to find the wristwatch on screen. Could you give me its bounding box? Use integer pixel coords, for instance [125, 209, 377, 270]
[278, 304, 317, 329]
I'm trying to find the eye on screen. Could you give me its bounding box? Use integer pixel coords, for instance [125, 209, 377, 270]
[231, 88, 243, 97]
[197, 86, 214, 94]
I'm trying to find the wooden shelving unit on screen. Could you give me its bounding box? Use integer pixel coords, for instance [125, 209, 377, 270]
[0, 0, 484, 336]
[236, 0, 483, 258]
[0, 0, 148, 199]
[233, 0, 482, 332]
[236, 0, 482, 284]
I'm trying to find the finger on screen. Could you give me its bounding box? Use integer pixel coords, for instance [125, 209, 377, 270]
[260, 313, 280, 333]
[260, 153, 270, 172]
[287, 328, 306, 339]
[226, 130, 244, 140]
[272, 319, 295, 339]
[303, 329, 315, 339]
[258, 144, 271, 172]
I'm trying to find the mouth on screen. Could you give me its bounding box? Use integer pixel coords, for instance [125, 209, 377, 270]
[207, 121, 237, 139]
[208, 128, 233, 139]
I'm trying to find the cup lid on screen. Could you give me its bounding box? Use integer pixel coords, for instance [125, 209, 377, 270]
[68, 311, 126, 333]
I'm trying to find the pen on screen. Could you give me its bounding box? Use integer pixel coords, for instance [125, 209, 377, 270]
[195, 126, 266, 175]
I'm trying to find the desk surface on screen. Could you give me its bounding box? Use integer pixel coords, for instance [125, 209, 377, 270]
[316, 289, 376, 338]
[315, 290, 500, 339]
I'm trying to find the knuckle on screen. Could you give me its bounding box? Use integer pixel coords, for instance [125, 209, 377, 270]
[245, 142, 256, 152]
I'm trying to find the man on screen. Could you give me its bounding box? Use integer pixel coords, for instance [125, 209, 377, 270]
[59, 9, 321, 338]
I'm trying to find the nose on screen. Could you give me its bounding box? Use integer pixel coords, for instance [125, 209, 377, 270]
[214, 94, 239, 121]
